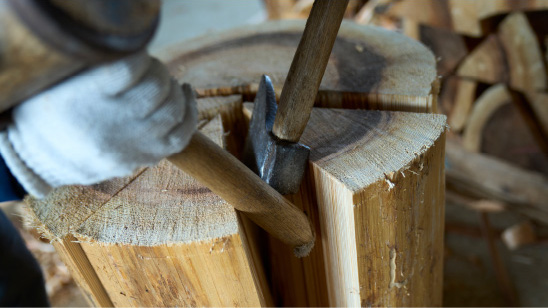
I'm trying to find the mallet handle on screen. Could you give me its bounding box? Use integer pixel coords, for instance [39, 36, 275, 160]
[272, 0, 349, 143]
[168, 132, 315, 251]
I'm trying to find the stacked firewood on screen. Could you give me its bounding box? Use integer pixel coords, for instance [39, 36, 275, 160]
[264, 0, 548, 228]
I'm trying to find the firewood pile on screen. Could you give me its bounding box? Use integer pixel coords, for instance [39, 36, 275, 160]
[264, 2, 548, 304]
[264, 0, 548, 232]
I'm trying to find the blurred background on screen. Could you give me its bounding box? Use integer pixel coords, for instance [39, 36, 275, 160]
[2, 0, 547, 306]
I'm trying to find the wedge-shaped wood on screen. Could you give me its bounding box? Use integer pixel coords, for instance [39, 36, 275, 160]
[382, 0, 548, 37]
[244, 104, 447, 306]
[26, 115, 272, 307]
[159, 20, 438, 113]
[457, 13, 547, 92]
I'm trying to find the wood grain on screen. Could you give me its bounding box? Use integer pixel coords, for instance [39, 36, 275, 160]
[273, 0, 348, 142]
[26, 116, 273, 307]
[244, 104, 447, 306]
[159, 20, 438, 113]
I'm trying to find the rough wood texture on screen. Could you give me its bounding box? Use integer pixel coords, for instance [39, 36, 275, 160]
[457, 13, 547, 92]
[441, 77, 478, 132]
[244, 104, 447, 306]
[0, 2, 84, 112]
[498, 13, 547, 92]
[463, 84, 511, 152]
[159, 20, 439, 113]
[273, 0, 348, 142]
[457, 35, 509, 86]
[26, 116, 273, 307]
[382, 0, 548, 37]
[446, 140, 548, 224]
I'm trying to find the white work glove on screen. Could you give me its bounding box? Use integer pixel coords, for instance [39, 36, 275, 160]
[0, 52, 197, 198]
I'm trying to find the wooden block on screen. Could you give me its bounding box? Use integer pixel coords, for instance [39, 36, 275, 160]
[26, 116, 272, 307]
[158, 20, 439, 113]
[439, 77, 478, 132]
[382, 0, 548, 37]
[244, 104, 447, 306]
[457, 35, 509, 85]
[446, 140, 548, 224]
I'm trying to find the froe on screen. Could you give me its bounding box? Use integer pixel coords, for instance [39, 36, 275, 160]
[243, 0, 350, 194]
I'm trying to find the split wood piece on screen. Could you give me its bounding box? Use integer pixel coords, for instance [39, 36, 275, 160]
[381, 0, 548, 37]
[446, 140, 548, 225]
[440, 77, 478, 132]
[498, 13, 547, 92]
[462, 84, 548, 173]
[159, 20, 439, 113]
[244, 104, 447, 306]
[457, 35, 509, 86]
[457, 13, 547, 92]
[25, 116, 273, 307]
[463, 84, 510, 152]
[417, 25, 469, 78]
[196, 95, 246, 157]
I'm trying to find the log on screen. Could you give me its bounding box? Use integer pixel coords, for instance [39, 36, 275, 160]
[381, 0, 548, 37]
[417, 25, 469, 78]
[440, 77, 478, 132]
[158, 20, 439, 113]
[457, 35, 509, 86]
[26, 115, 273, 307]
[462, 84, 548, 173]
[463, 84, 511, 152]
[498, 12, 547, 92]
[446, 140, 548, 225]
[457, 13, 547, 92]
[244, 104, 447, 306]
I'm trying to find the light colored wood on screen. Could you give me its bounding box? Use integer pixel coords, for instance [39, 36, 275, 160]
[457, 35, 508, 85]
[159, 20, 438, 113]
[196, 95, 246, 157]
[463, 84, 511, 152]
[168, 130, 314, 253]
[498, 12, 547, 92]
[446, 140, 548, 224]
[26, 116, 273, 307]
[244, 104, 447, 306]
[442, 77, 478, 132]
[382, 0, 548, 37]
[273, 0, 348, 142]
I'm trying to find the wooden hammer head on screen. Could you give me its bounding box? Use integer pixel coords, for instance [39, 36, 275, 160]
[243, 75, 310, 195]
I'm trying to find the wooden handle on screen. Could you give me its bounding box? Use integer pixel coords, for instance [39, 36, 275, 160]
[168, 132, 315, 254]
[272, 0, 349, 142]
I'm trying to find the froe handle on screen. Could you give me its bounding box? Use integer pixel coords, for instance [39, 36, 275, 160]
[168, 132, 315, 257]
[272, 0, 349, 143]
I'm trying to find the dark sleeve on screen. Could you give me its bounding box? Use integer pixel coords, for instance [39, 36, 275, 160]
[0, 209, 49, 306]
[0, 154, 26, 202]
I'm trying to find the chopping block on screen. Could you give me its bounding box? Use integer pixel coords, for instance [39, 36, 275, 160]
[25, 20, 446, 307]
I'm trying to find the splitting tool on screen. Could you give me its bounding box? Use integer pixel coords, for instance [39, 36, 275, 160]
[243, 0, 350, 195]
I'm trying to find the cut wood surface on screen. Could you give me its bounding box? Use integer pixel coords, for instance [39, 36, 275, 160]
[244, 104, 447, 306]
[418, 25, 469, 78]
[446, 140, 548, 225]
[382, 0, 548, 37]
[159, 20, 439, 113]
[26, 116, 273, 307]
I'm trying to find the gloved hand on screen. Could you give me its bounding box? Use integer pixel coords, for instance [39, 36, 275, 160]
[0, 52, 197, 198]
